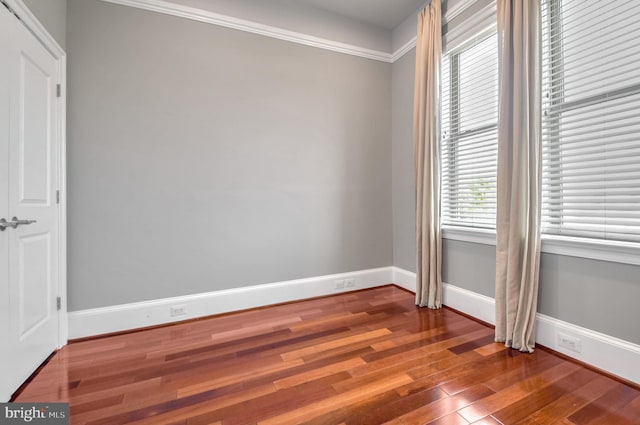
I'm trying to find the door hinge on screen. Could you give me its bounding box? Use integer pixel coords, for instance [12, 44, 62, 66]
[56, 297, 62, 311]
[56, 84, 61, 98]
[56, 189, 60, 204]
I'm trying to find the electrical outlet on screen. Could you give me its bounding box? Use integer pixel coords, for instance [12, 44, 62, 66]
[335, 280, 345, 290]
[345, 278, 356, 288]
[170, 305, 187, 317]
[558, 332, 582, 353]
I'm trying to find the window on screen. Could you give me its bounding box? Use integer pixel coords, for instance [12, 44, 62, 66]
[441, 30, 498, 229]
[541, 0, 640, 244]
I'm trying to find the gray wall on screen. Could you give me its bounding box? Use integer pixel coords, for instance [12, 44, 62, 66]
[66, 0, 392, 310]
[392, 14, 417, 53]
[391, 49, 416, 271]
[391, 46, 640, 345]
[442, 239, 495, 297]
[538, 254, 640, 345]
[60, 0, 640, 346]
[23, 0, 67, 49]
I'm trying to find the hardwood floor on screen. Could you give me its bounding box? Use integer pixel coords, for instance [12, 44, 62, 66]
[13, 286, 640, 424]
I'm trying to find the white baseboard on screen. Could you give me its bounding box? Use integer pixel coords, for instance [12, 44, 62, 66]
[391, 267, 495, 324]
[391, 267, 640, 385]
[535, 314, 640, 385]
[442, 283, 496, 325]
[68, 267, 394, 339]
[68, 266, 640, 385]
[392, 267, 417, 293]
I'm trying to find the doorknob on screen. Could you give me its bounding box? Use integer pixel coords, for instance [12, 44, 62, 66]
[10, 217, 37, 228]
[0, 217, 37, 231]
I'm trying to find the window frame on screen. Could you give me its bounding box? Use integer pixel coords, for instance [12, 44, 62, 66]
[538, 0, 640, 265]
[440, 26, 499, 232]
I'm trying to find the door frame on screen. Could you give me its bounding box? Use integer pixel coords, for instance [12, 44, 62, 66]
[6, 0, 68, 348]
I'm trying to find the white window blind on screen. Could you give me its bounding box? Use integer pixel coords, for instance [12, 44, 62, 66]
[541, 0, 640, 243]
[441, 30, 498, 229]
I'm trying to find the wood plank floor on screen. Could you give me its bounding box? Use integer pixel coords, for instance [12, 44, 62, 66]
[14, 286, 640, 424]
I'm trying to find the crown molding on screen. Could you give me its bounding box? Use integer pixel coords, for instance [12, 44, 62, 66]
[99, 0, 399, 62]
[444, 0, 477, 23]
[391, 36, 417, 62]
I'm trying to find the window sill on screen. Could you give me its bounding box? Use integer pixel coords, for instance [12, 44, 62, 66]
[541, 235, 640, 266]
[441, 226, 640, 266]
[441, 225, 496, 245]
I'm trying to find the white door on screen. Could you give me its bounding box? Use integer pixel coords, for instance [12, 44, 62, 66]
[0, 4, 12, 402]
[0, 4, 61, 400]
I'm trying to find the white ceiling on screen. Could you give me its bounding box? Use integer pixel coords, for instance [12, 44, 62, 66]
[298, 0, 428, 30]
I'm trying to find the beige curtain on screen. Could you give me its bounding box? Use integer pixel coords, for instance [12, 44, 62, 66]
[414, 0, 442, 309]
[495, 0, 542, 352]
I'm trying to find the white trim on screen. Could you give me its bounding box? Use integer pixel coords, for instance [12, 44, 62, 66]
[442, 282, 496, 325]
[5, 0, 65, 57]
[391, 267, 640, 384]
[99, 0, 395, 63]
[56, 57, 68, 347]
[541, 235, 640, 266]
[7, 0, 68, 348]
[392, 266, 417, 293]
[440, 226, 640, 267]
[536, 314, 640, 385]
[442, 225, 496, 245]
[391, 36, 416, 62]
[392, 267, 496, 324]
[389, 0, 485, 62]
[68, 267, 394, 339]
[444, 0, 477, 23]
[443, 1, 495, 53]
